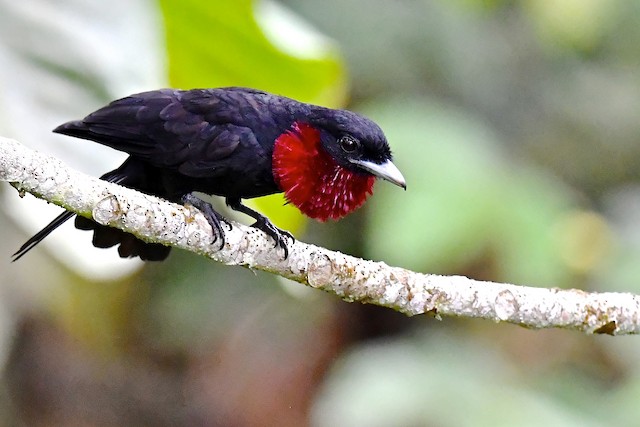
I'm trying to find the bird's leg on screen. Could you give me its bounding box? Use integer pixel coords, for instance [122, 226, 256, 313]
[226, 197, 294, 258]
[180, 193, 229, 250]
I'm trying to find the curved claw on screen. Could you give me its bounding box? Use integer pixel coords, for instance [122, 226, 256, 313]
[212, 220, 226, 250]
[251, 217, 294, 259]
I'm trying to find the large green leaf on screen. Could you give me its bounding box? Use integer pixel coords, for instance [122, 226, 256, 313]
[160, 0, 346, 104]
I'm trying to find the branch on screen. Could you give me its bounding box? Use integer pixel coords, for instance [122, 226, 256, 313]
[2, 136, 639, 335]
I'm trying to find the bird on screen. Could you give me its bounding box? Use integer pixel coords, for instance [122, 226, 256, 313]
[12, 87, 406, 261]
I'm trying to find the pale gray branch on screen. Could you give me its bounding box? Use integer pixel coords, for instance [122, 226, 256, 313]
[1, 136, 639, 335]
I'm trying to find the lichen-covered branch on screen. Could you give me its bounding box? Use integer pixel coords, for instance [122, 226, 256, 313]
[2, 136, 639, 335]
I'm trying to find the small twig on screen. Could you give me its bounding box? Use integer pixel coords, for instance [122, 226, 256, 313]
[1, 136, 638, 335]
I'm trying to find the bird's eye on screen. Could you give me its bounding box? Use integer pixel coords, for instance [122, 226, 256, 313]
[339, 136, 359, 153]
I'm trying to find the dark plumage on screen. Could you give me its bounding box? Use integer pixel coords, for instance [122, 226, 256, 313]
[13, 87, 405, 261]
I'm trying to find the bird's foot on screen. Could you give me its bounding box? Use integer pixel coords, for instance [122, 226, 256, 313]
[225, 197, 294, 258]
[251, 217, 294, 259]
[181, 194, 229, 250]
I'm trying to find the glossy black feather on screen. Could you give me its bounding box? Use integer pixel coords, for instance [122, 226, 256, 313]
[53, 88, 281, 199]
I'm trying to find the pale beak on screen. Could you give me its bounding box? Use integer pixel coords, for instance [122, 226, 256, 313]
[351, 159, 406, 189]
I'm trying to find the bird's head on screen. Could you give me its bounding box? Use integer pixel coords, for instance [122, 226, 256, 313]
[272, 108, 405, 221]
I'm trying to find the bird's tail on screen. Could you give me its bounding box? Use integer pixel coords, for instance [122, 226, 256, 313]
[12, 210, 76, 261]
[12, 159, 171, 262]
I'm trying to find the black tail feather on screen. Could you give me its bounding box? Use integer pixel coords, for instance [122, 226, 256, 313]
[12, 211, 75, 262]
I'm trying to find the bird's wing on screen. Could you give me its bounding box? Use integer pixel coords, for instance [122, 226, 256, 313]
[54, 89, 266, 178]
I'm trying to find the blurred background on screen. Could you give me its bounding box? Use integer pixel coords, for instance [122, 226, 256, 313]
[1, 0, 640, 425]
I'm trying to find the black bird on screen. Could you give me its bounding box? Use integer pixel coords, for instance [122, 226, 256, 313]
[13, 87, 406, 261]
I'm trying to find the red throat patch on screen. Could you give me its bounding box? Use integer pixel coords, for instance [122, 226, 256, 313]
[272, 122, 375, 221]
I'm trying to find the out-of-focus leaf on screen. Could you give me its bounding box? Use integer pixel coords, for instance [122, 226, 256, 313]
[361, 99, 578, 286]
[524, 0, 617, 52]
[159, 0, 345, 104]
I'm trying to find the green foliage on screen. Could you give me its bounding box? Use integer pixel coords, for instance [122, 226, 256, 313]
[524, 0, 619, 52]
[313, 331, 606, 427]
[362, 100, 576, 285]
[159, 0, 345, 104]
